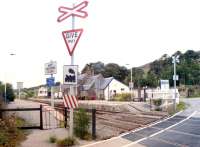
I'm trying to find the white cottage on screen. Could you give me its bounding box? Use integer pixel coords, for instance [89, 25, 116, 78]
[38, 87, 48, 97]
[77, 73, 129, 100]
[104, 78, 130, 100]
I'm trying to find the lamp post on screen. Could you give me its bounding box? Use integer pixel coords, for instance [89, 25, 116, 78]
[4, 53, 16, 103]
[126, 64, 133, 100]
[172, 55, 179, 111]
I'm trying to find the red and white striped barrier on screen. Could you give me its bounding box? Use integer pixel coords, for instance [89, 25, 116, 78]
[63, 94, 78, 109]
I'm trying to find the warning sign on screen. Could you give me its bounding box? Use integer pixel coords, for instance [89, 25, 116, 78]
[62, 29, 83, 56]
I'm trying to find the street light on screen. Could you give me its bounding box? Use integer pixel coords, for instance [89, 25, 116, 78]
[172, 55, 179, 111]
[4, 53, 16, 103]
[126, 64, 133, 100]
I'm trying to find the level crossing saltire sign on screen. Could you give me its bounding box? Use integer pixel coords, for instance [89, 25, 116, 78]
[63, 94, 78, 108]
[63, 65, 78, 85]
[57, 1, 88, 22]
[62, 29, 83, 56]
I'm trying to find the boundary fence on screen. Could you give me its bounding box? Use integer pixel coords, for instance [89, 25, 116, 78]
[0, 105, 96, 139]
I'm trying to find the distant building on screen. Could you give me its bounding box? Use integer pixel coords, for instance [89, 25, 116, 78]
[76, 73, 129, 100]
[38, 87, 48, 97]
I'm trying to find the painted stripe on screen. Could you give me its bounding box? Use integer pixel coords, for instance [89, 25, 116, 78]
[63, 95, 68, 108]
[63, 96, 67, 107]
[66, 94, 71, 108]
[122, 111, 197, 147]
[75, 96, 79, 106]
[69, 95, 75, 108]
[64, 94, 70, 108]
[71, 95, 78, 107]
[67, 94, 73, 108]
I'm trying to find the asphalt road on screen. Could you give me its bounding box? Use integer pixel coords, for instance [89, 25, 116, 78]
[122, 98, 200, 147]
[83, 98, 200, 147]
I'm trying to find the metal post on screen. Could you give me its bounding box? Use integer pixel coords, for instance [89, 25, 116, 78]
[131, 67, 133, 100]
[64, 107, 68, 128]
[92, 109, 96, 139]
[40, 105, 43, 130]
[4, 82, 6, 103]
[69, 3, 75, 137]
[18, 88, 20, 100]
[173, 57, 176, 112]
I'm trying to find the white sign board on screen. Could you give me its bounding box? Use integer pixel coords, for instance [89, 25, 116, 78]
[160, 80, 169, 90]
[129, 82, 134, 89]
[17, 82, 23, 89]
[63, 65, 78, 85]
[173, 75, 179, 81]
[62, 29, 83, 56]
[45, 61, 57, 75]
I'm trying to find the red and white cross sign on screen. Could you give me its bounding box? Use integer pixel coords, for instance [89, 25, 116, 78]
[63, 94, 78, 109]
[57, 1, 88, 23]
[62, 29, 83, 56]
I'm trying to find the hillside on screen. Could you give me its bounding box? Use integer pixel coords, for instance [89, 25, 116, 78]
[82, 50, 200, 88]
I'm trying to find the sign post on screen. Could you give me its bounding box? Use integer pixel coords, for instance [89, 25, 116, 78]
[57, 1, 88, 137]
[45, 61, 57, 108]
[17, 82, 23, 100]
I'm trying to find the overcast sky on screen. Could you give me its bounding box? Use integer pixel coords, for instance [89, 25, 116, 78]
[0, 0, 200, 88]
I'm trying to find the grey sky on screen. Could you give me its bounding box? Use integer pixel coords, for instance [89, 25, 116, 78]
[0, 0, 200, 88]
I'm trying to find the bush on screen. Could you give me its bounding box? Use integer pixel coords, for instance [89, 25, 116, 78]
[153, 99, 162, 106]
[56, 137, 76, 147]
[114, 93, 132, 101]
[177, 101, 186, 111]
[74, 108, 90, 139]
[0, 115, 26, 147]
[49, 135, 57, 143]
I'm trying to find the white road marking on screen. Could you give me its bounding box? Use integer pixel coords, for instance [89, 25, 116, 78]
[81, 111, 183, 147]
[121, 111, 197, 147]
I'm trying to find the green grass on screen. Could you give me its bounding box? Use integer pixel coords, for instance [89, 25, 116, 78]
[177, 101, 186, 112]
[56, 137, 77, 147]
[49, 135, 57, 143]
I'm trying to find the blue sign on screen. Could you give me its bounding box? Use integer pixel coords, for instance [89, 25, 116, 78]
[46, 77, 55, 87]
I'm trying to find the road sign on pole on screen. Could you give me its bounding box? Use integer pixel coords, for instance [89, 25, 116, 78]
[62, 29, 83, 56]
[46, 77, 55, 87]
[63, 65, 78, 85]
[45, 61, 57, 75]
[63, 94, 78, 109]
[57, 1, 88, 22]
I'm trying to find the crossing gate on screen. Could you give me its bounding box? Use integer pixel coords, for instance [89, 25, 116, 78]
[0, 105, 68, 130]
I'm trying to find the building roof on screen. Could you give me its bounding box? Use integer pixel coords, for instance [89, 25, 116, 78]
[100, 77, 114, 90]
[77, 74, 113, 91]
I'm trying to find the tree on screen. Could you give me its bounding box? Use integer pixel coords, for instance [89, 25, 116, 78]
[0, 82, 15, 102]
[103, 63, 128, 82]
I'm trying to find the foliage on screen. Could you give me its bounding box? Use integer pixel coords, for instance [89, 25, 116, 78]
[81, 50, 200, 88]
[177, 101, 186, 111]
[152, 99, 162, 106]
[0, 82, 15, 102]
[81, 62, 129, 83]
[0, 115, 26, 147]
[56, 137, 76, 147]
[74, 108, 90, 139]
[23, 89, 35, 98]
[49, 135, 57, 143]
[113, 93, 132, 101]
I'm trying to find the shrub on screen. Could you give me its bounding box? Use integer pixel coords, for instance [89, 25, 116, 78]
[177, 101, 186, 111]
[74, 108, 90, 139]
[56, 137, 76, 147]
[49, 135, 57, 143]
[153, 99, 162, 106]
[0, 115, 26, 147]
[114, 93, 132, 101]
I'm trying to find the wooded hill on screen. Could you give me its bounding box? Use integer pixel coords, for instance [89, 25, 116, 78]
[82, 50, 200, 88]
